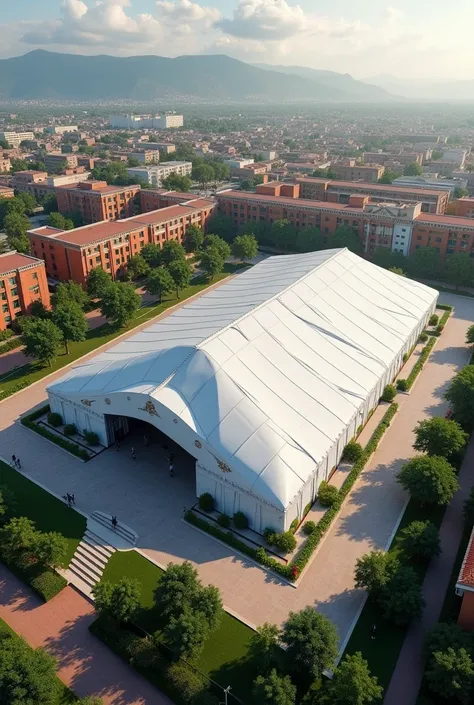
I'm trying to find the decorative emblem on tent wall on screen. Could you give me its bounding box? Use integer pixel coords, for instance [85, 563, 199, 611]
[81, 399, 95, 407]
[139, 401, 160, 417]
[104, 398, 111, 405]
[194, 440, 202, 449]
[217, 460, 232, 473]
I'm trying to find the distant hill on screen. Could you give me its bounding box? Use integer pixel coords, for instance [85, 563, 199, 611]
[365, 73, 474, 101]
[0, 50, 397, 103]
[253, 63, 394, 100]
[0, 50, 350, 102]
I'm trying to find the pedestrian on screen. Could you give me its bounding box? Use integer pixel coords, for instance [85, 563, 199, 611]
[11, 455, 16, 467]
[115, 441, 120, 451]
[66, 494, 72, 508]
[70, 493, 75, 505]
[131, 446, 136, 460]
[15, 457, 21, 469]
[143, 435, 149, 447]
[169, 463, 174, 477]
[111, 515, 118, 531]
[371, 624, 377, 640]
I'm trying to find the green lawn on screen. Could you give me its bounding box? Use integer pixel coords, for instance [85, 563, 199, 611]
[0, 460, 86, 566]
[101, 550, 255, 702]
[343, 499, 446, 690]
[0, 618, 77, 704]
[0, 266, 244, 398]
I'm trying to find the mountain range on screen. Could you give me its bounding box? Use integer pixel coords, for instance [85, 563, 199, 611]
[0, 50, 394, 103]
[365, 73, 474, 101]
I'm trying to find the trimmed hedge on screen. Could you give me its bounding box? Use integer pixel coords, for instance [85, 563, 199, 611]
[21, 409, 90, 461]
[0, 547, 66, 601]
[187, 403, 399, 582]
[0, 337, 23, 355]
[198, 493, 214, 512]
[48, 412, 62, 427]
[0, 329, 14, 341]
[0, 379, 31, 401]
[83, 430, 99, 445]
[405, 337, 437, 390]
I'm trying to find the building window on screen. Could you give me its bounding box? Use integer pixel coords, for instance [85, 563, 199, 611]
[435, 237, 442, 243]
[52, 264, 57, 271]
[32, 272, 38, 280]
[95, 256, 101, 263]
[417, 236, 422, 241]
[12, 299, 20, 309]
[8, 277, 15, 285]
[2, 304, 8, 313]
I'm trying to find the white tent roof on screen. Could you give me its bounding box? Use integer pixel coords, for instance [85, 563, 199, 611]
[49, 249, 437, 510]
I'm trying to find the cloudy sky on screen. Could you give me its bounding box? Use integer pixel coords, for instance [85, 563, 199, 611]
[1, 0, 472, 79]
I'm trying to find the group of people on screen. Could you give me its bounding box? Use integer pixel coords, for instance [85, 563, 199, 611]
[11, 455, 21, 469]
[64, 492, 75, 507]
[115, 434, 176, 476]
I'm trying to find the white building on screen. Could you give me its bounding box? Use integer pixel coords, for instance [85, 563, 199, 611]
[110, 114, 183, 130]
[0, 131, 35, 148]
[126, 161, 192, 186]
[393, 176, 468, 197]
[46, 126, 79, 135]
[224, 158, 255, 170]
[47, 249, 437, 534]
[258, 150, 278, 161]
[154, 114, 183, 129]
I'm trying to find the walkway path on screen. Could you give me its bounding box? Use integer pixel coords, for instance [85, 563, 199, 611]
[0, 294, 472, 651]
[0, 563, 172, 705]
[383, 427, 474, 704]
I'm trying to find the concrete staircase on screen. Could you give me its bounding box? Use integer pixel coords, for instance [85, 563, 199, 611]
[91, 511, 137, 546]
[65, 528, 116, 597]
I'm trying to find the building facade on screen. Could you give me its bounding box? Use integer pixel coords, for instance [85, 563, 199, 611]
[140, 189, 200, 212]
[0, 252, 50, 330]
[44, 153, 79, 172]
[0, 131, 35, 148]
[331, 163, 385, 183]
[126, 162, 192, 187]
[56, 181, 140, 224]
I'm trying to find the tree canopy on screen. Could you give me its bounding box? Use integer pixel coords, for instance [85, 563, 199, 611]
[23, 319, 63, 367]
[426, 647, 474, 704]
[47, 212, 74, 231]
[52, 302, 88, 354]
[445, 253, 473, 290]
[331, 226, 363, 254]
[413, 416, 468, 458]
[183, 224, 204, 253]
[253, 669, 296, 705]
[86, 267, 113, 300]
[51, 280, 90, 310]
[397, 455, 459, 505]
[168, 259, 192, 297]
[445, 365, 474, 429]
[200, 246, 224, 280]
[232, 233, 258, 262]
[400, 520, 441, 561]
[92, 577, 141, 623]
[327, 651, 383, 705]
[0, 632, 60, 705]
[145, 267, 174, 302]
[282, 607, 338, 679]
[100, 282, 140, 327]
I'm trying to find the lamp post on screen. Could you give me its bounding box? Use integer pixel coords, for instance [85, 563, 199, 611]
[223, 685, 231, 705]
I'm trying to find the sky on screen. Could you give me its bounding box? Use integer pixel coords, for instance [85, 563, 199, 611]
[1, 0, 473, 80]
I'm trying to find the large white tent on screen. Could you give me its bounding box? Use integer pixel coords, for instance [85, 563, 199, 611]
[47, 249, 437, 532]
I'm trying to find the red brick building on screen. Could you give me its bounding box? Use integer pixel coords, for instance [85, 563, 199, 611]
[28, 199, 216, 287]
[455, 197, 474, 219]
[0, 252, 50, 330]
[411, 214, 474, 259]
[56, 181, 141, 224]
[456, 528, 474, 630]
[331, 163, 385, 183]
[140, 189, 198, 213]
[296, 177, 449, 214]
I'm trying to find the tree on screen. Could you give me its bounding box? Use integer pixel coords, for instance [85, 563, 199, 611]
[207, 213, 234, 241]
[51, 280, 90, 310]
[397, 455, 459, 505]
[0, 632, 59, 705]
[161, 173, 193, 192]
[200, 246, 224, 280]
[33, 531, 68, 568]
[100, 282, 140, 327]
[272, 219, 296, 250]
[3, 211, 30, 253]
[168, 259, 192, 298]
[86, 267, 113, 300]
[126, 254, 150, 281]
[183, 224, 204, 253]
[193, 163, 215, 189]
[161, 240, 186, 267]
[445, 365, 474, 428]
[371, 248, 407, 271]
[404, 162, 423, 176]
[145, 267, 174, 303]
[1, 516, 37, 553]
[0, 485, 16, 524]
[389, 266, 406, 276]
[431, 149, 444, 160]
[203, 234, 231, 261]
[92, 577, 141, 623]
[253, 669, 296, 705]
[426, 647, 474, 704]
[23, 319, 63, 367]
[408, 247, 441, 279]
[327, 652, 383, 705]
[140, 243, 162, 269]
[127, 157, 141, 167]
[445, 252, 473, 290]
[413, 416, 468, 458]
[165, 605, 211, 660]
[155, 562, 201, 618]
[378, 169, 400, 184]
[41, 194, 58, 214]
[17, 192, 37, 215]
[29, 300, 50, 319]
[454, 187, 469, 199]
[400, 520, 441, 560]
[425, 622, 473, 661]
[380, 565, 425, 625]
[466, 324, 474, 345]
[331, 226, 363, 254]
[52, 303, 88, 354]
[248, 622, 281, 674]
[282, 607, 338, 679]
[354, 550, 397, 597]
[295, 227, 325, 253]
[47, 212, 74, 231]
[232, 233, 258, 262]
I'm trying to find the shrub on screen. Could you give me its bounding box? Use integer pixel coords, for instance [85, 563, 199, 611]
[126, 636, 160, 669]
[403, 353, 408, 363]
[436, 324, 444, 335]
[397, 379, 409, 391]
[233, 511, 249, 530]
[0, 380, 31, 401]
[198, 493, 214, 512]
[429, 314, 439, 326]
[216, 513, 231, 528]
[263, 527, 277, 543]
[0, 338, 23, 355]
[318, 481, 339, 507]
[400, 520, 441, 561]
[303, 520, 317, 535]
[381, 384, 397, 402]
[343, 440, 363, 463]
[290, 518, 299, 534]
[47, 412, 62, 427]
[83, 430, 99, 445]
[272, 531, 297, 554]
[64, 423, 77, 436]
[0, 328, 14, 341]
[30, 568, 67, 601]
[21, 413, 89, 461]
[419, 332, 429, 343]
[167, 662, 207, 703]
[192, 692, 220, 705]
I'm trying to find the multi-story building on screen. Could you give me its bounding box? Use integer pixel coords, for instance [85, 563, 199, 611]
[454, 197, 474, 218]
[126, 162, 192, 187]
[0, 156, 11, 173]
[11, 170, 91, 200]
[140, 189, 199, 212]
[331, 162, 385, 183]
[128, 151, 160, 164]
[411, 214, 474, 260]
[155, 114, 183, 129]
[0, 252, 50, 330]
[393, 176, 467, 198]
[44, 153, 79, 172]
[56, 181, 140, 224]
[363, 152, 424, 166]
[285, 163, 320, 175]
[0, 186, 14, 199]
[296, 177, 449, 214]
[46, 125, 78, 135]
[28, 198, 215, 287]
[224, 158, 254, 170]
[144, 142, 175, 155]
[0, 131, 35, 148]
[110, 114, 183, 129]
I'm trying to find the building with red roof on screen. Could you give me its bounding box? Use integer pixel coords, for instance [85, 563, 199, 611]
[0, 251, 50, 330]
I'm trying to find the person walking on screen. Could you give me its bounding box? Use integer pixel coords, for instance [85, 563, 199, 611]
[11, 455, 16, 468]
[65, 493, 72, 508]
[168, 451, 174, 464]
[131, 447, 136, 460]
[169, 463, 174, 477]
[111, 516, 118, 531]
[15, 457, 21, 469]
[70, 493, 75, 505]
[371, 624, 377, 640]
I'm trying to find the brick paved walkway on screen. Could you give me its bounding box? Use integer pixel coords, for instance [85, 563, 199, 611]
[0, 564, 172, 705]
[383, 433, 474, 705]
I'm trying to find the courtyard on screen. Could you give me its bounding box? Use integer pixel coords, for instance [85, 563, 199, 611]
[0, 292, 472, 653]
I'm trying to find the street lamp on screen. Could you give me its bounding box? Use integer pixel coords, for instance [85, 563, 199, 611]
[222, 685, 231, 705]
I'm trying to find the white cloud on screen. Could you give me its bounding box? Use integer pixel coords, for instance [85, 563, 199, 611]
[216, 0, 306, 40]
[384, 6, 404, 23]
[157, 0, 220, 27]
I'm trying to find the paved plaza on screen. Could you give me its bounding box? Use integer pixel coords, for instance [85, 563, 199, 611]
[0, 293, 472, 650]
